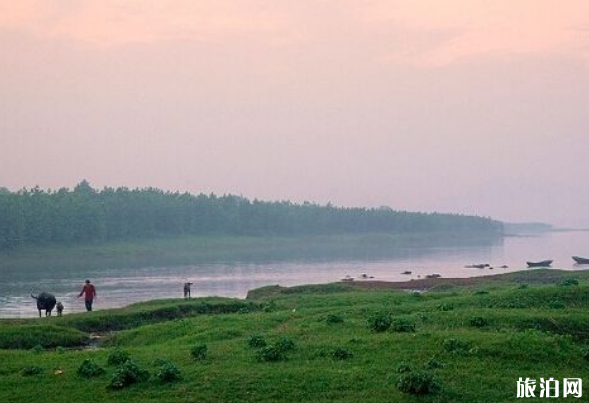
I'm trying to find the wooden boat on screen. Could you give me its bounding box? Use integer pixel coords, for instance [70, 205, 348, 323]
[401, 271, 412, 275]
[572, 256, 589, 264]
[466, 263, 490, 269]
[526, 260, 553, 268]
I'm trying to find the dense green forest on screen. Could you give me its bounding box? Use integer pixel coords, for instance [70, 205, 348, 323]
[0, 181, 503, 249]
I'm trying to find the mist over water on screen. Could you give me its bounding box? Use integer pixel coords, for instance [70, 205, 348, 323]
[1, 231, 587, 318]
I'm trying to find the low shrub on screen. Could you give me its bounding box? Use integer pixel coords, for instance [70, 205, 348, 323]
[560, 278, 579, 287]
[152, 358, 169, 366]
[437, 303, 454, 312]
[516, 316, 589, 339]
[419, 313, 430, 324]
[548, 300, 566, 309]
[276, 337, 296, 352]
[469, 316, 490, 328]
[497, 300, 527, 309]
[442, 338, 472, 354]
[154, 360, 181, 383]
[256, 345, 286, 362]
[108, 360, 149, 390]
[392, 318, 416, 333]
[30, 344, 44, 354]
[396, 362, 412, 373]
[107, 349, 131, 366]
[21, 366, 44, 376]
[77, 359, 106, 378]
[247, 335, 267, 349]
[261, 302, 277, 313]
[190, 344, 208, 361]
[325, 314, 344, 324]
[313, 349, 329, 358]
[331, 347, 353, 360]
[367, 313, 392, 332]
[425, 357, 446, 369]
[396, 371, 440, 395]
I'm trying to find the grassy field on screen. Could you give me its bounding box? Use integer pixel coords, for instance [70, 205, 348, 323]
[1, 270, 588, 403]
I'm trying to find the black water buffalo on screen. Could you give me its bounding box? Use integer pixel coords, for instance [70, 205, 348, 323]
[31, 292, 57, 317]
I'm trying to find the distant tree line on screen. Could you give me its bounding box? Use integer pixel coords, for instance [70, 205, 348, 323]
[0, 181, 503, 249]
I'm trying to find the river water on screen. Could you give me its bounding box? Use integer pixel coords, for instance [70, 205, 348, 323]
[1, 231, 587, 318]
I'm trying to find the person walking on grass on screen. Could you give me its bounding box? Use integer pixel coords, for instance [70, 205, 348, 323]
[78, 279, 97, 311]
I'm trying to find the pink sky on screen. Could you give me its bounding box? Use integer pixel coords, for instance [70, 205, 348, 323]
[1, 1, 588, 226]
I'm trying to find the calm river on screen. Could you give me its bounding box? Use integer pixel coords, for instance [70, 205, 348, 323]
[1, 231, 588, 317]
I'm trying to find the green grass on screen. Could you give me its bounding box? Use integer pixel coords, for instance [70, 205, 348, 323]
[0, 298, 261, 347]
[0, 325, 87, 349]
[1, 271, 588, 402]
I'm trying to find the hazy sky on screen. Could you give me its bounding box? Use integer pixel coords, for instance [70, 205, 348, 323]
[1, 1, 588, 226]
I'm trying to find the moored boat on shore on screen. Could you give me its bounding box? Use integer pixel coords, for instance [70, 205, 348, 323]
[572, 256, 589, 264]
[526, 260, 553, 268]
[465, 263, 490, 269]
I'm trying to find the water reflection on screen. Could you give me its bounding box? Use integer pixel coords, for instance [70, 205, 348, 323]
[1, 231, 587, 318]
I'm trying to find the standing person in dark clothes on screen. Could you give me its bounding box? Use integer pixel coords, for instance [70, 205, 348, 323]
[78, 279, 97, 311]
[183, 282, 193, 298]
